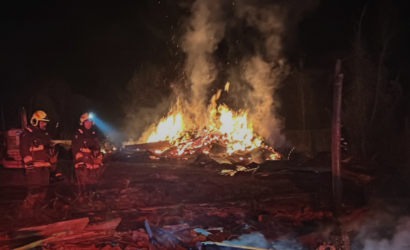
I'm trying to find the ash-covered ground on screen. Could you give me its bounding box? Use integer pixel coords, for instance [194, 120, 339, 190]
[0, 154, 371, 249]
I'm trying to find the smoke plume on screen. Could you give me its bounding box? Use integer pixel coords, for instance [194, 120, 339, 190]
[123, 0, 320, 144]
[122, 63, 175, 142]
[221, 233, 304, 250]
[123, 97, 172, 143]
[234, 0, 288, 146]
[352, 213, 410, 250]
[242, 56, 287, 147]
[180, 0, 226, 128]
[223, 233, 270, 248]
[232, 0, 318, 147]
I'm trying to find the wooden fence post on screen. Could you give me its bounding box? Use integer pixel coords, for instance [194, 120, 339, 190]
[332, 59, 344, 216]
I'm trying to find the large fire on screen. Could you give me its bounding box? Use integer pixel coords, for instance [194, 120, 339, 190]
[143, 83, 281, 161]
[147, 100, 185, 143]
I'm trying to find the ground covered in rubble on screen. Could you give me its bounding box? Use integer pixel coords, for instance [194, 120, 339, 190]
[0, 155, 372, 249]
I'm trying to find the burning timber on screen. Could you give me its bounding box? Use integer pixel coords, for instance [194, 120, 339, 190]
[124, 83, 281, 166]
[118, 141, 374, 185]
[122, 139, 281, 166]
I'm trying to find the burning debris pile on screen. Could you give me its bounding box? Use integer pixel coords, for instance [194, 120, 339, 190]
[122, 0, 299, 164]
[123, 83, 281, 165]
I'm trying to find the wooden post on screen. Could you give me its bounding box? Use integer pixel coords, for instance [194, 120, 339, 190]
[21, 107, 28, 129]
[332, 60, 344, 216]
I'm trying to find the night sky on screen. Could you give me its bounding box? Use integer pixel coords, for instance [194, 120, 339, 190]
[1, 1, 176, 128]
[1, 0, 409, 135]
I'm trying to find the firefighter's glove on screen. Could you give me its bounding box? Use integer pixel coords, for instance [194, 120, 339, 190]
[94, 154, 103, 165]
[23, 156, 34, 166]
[26, 164, 35, 172]
[75, 152, 83, 160]
[48, 145, 59, 164]
[80, 147, 92, 153]
[33, 161, 51, 167]
[50, 155, 58, 164]
[75, 162, 86, 169]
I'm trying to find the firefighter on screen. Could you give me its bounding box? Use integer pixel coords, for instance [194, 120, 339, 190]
[72, 113, 103, 202]
[20, 110, 58, 206]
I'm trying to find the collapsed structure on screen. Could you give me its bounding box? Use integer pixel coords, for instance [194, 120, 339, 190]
[124, 83, 282, 166]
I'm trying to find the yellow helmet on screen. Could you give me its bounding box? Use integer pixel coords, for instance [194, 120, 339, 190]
[80, 113, 94, 125]
[30, 110, 50, 126]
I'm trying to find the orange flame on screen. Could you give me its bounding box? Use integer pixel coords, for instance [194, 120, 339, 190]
[147, 100, 185, 143]
[144, 83, 279, 159]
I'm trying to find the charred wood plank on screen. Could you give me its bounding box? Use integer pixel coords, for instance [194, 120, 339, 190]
[84, 218, 121, 231]
[123, 141, 172, 152]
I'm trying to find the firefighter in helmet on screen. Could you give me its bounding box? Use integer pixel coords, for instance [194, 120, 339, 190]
[72, 113, 103, 201]
[20, 110, 58, 205]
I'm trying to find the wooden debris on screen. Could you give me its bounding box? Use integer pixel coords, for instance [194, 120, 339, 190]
[220, 165, 259, 176]
[85, 218, 121, 231]
[101, 245, 113, 250]
[163, 223, 189, 231]
[145, 220, 192, 250]
[317, 245, 336, 250]
[256, 160, 375, 184]
[13, 231, 67, 250]
[123, 141, 172, 152]
[51, 243, 99, 249]
[341, 168, 375, 184]
[47, 231, 109, 243]
[202, 241, 269, 250]
[16, 217, 89, 238]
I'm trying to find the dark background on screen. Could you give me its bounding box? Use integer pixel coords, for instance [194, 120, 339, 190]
[0, 1, 178, 131]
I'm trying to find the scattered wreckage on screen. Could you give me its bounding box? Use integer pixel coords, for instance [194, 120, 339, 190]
[1, 204, 362, 250]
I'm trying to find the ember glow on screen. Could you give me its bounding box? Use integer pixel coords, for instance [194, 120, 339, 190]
[143, 83, 280, 160]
